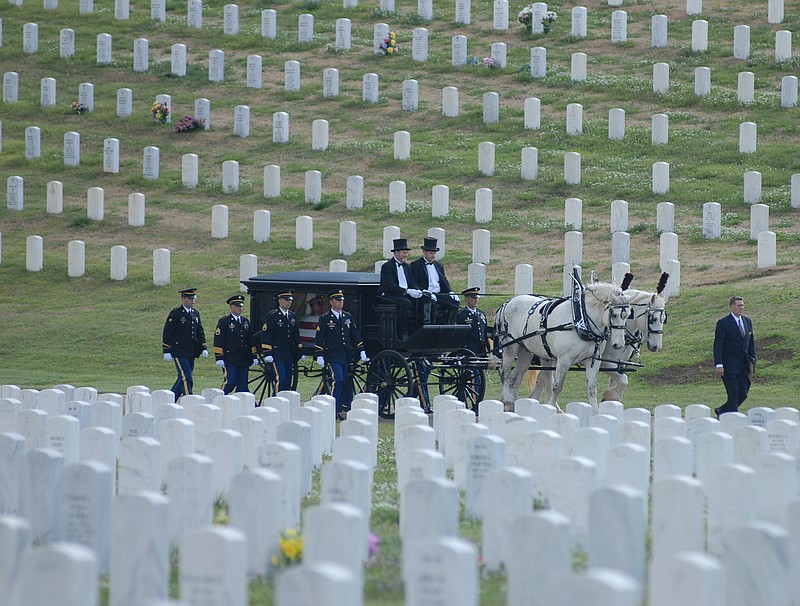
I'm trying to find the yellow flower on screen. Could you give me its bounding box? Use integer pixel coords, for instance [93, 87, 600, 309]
[387, 47, 394, 54]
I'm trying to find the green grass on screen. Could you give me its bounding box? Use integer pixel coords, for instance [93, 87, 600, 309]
[1, 0, 799, 603]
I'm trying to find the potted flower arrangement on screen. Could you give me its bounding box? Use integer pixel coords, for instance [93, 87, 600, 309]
[173, 115, 204, 133]
[272, 528, 303, 568]
[378, 31, 398, 55]
[542, 10, 557, 33]
[517, 5, 557, 33]
[150, 100, 169, 124]
[517, 4, 535, 32]
[70, 101, 88, 114]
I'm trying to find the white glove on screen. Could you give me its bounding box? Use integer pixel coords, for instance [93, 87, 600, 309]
[252, 359, 259, 366]
[300, 355, 306, 361]
[265, 355, 274, 363]
[164, 353, 173, 361]
[407, 288, 423, 299]
[430, 293, 437, 302]
[316, 356, 325, 367]
[216, 360, 225, 368]
[360, 351, 369, 363]
[201, 350, 209, 358]
[450, 293, 459, 302]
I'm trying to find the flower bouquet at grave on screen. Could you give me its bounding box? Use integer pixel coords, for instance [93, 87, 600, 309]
[272, 528, 303, 568]
[542, 10, 557, 32]
[517, 4, 535, 32]
[173, 115, 204, 133]
[70, 101, 88, 114]
[378, 31, 399, 56]
[150, 100, 169, 124]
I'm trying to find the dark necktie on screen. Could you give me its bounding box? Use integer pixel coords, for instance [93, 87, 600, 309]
[426, 262, 434, 266]
[738, 320, 744, 337]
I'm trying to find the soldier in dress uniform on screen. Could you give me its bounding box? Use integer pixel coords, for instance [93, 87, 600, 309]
[455, 287, 491, 399]
[259, 290, 304, 392]
[213, 294, 255, 394]
[162, 288, 208, 399]
[315, 289, 369, 419]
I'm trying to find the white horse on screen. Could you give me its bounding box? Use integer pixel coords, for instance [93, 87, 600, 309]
[601, 277, 669, 402]
[495, 282, 630, 413]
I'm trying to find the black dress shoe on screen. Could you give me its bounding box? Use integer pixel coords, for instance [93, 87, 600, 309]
[422, 407, 433, 414]
[337, 411, 347, 421]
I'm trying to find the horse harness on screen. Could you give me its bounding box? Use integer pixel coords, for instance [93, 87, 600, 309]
[497, 288, 630, 366]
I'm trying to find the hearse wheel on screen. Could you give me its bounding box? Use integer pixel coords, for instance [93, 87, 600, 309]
[437, 349, 485, 412]
[366, 350, 412, 420]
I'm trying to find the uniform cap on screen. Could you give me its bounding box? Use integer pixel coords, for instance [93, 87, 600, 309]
[391, 238, 411, 252]
[179, 288, 198, 299]
[328, 289, 345, 300]
[461, 287, 481, 298]
[277, 290, 294, 300]
[421, 237, 439, 251]
[226, 294, 245, 306]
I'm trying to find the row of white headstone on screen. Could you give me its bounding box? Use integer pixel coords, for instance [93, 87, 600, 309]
[6, 17, 796, 64]
[3, 380, 799, 606]
[2, 0, 789, 50]
[9, 139, 797, 215]
[0, 383, 389, 605]
[3, 199, 781, 290]
[3, 0, 789, 23]
[5, 46, 798, 102]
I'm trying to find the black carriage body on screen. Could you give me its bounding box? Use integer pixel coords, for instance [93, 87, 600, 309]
[243, 270, 482, 416]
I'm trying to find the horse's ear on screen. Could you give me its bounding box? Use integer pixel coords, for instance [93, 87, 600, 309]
[656, 272, 669, 295]
[620, 272, 634, 291]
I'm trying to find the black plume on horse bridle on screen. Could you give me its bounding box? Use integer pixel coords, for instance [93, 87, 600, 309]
[620, 272, 634, 291]
[656, 272, 670, 295]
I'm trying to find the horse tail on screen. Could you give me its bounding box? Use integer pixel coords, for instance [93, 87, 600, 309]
[523, 369, 539, 392]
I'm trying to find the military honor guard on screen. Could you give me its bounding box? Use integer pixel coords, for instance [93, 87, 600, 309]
[314, 290, 369, 419]
[213, 294, 255, 394]
[162, 288, 208, 399]
[455, 287, 491, 397]
[260, 290, 304, 392]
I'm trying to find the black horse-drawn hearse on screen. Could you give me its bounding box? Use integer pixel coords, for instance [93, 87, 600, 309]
[242, 271, 488, 418]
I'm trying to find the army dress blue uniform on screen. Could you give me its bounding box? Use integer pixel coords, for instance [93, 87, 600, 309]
[162, 288, 207, 398]
[213, 295, 254, 394]
[260, 290, 303, 392]
[455, 287, 491, 401]
[315, 291, 365, 415]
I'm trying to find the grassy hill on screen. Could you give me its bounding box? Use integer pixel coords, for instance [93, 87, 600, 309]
[0, 0, 798, 408]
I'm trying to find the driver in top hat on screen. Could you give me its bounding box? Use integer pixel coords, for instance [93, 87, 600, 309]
[409, 236, 460, 325]
[379, 237, 423, 341]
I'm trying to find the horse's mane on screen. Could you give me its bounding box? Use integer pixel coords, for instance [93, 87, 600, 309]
[626, 288, 668, 306]
[584, 282, 626, 307]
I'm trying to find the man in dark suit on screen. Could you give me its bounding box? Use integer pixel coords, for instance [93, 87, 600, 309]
[713, 296, 757, 418]
[379, 237, 423, 340]
[315, 290, 369, 419]
[162, 288, 208, 399]
[409, 237, 460, 325]
[259, 290, 304, 392]
[213, 294, 255, 394]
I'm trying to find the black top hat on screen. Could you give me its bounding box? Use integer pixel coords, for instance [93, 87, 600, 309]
[276, 289, 294, 300]
[328, 289, 345, 300]
[421, 237, 440, 251]
[391, 238, 411, 252]
[226, 294, 245, 306]
[179, 288, 197, 299]
[461, 287, 481, 298]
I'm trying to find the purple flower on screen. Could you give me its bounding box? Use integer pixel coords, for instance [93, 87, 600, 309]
[368, 532, 381, 558]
